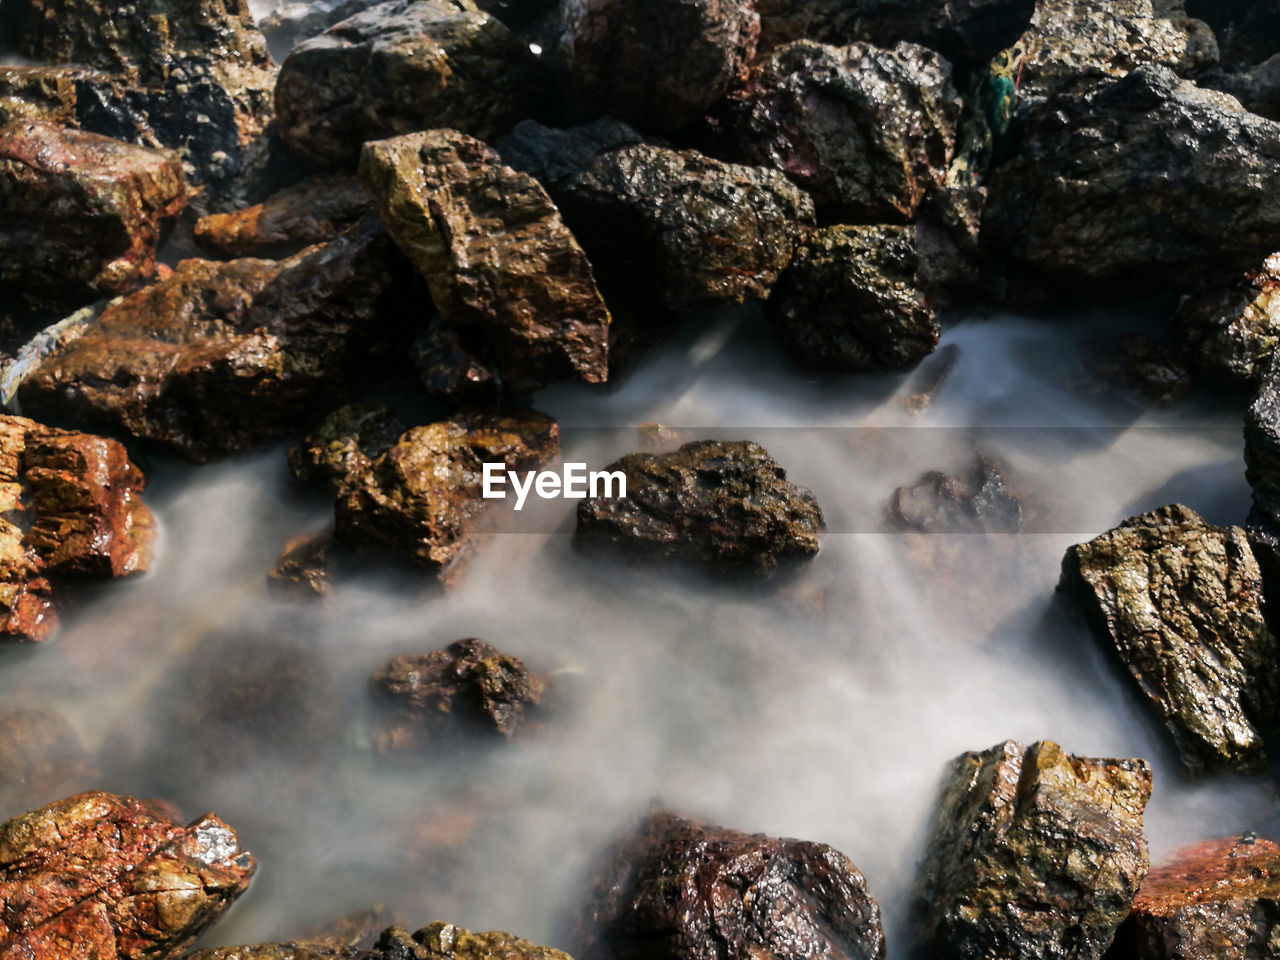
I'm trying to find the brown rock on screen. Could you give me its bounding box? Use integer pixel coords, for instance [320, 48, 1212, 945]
[368, 923, 572, 960]
[268, 534, 333, 599]
[0, 709, 98, 820]
[887, 455, 1022, 533]
[194, 176, 369, 259]
[288, 403, 406, 494]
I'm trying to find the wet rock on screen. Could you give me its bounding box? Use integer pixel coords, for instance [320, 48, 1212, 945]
[335, 411, 559, 579]
[983, 67, 1280, 294]
[0, 709, 98, 819]
[576, 440, 823, 575]
[496, 118, 646, 195]
[577, 810, 884, 960]
[360, 129, 611, 394]
[194, 176, 368, 259]
[268, 534, 333, 599]
[555, 0, 757, 135]
[371, 638, 546, 754]
[369, 923, 570, 960]
[0, 790, 255, 959]
[1061, 504, 1280, 776]
[558, 145, 814, 310]
[275, 0, 544, 171]
[1110, 834, 1280, 957]
[289, 403, 406, 494]
[915, 739, 1152, 960]
[888, 455, 1022, 533]
[0, 120, 186, 311]
[766, 225, 938, 373]
[1080, 333, 1194, 406]
[185, 906, 394, 959]
[1174, 254, 1280, 384]
[411, 322, 501, 408]
[709, 40, 960, 223]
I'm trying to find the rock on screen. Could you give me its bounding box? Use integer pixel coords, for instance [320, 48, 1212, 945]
[334, 411, 559, 579]
[1174, 254, 1280, 384]
[0, 791, 254, 959]
[1110, 834, 1280, 957]
[288, 403, 406, 494]
[766, 225, 938, 373]
[576, 440, 823, 575]
[275, 0, 545, 171]
[185, 906, 394, 959]
[268, 533, 333, 599]
[901, 342, 960, 414]
[887, 455, 1022, 533]
[368, 923, 571, 960]
[0, 120, 186, 311]
[1079, 333, 1194, 405]
[1201, 56, 1280, 122]
[558, 145, 814, 310]
[983, 67, 1280, 295]
[576, 810, 884, 960]
[194, 176, 368, 258]
[410, 322, 502, 408]
[1061, 504, 1280, 776]
[0, 709, 98, 819]
[371, 638, 546, 754]
[496, 118, 646, 195]
[709, 40, 960, 223]
[259, 0, 383, 59]
[360, 129, 611, 394]
[915, 739, 1152, 960]
[1184, 0, 1280, 67]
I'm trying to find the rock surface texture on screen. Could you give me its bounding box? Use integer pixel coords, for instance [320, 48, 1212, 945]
[368, 923, 572, 960]
[887, 455, 1022, 533]
[194, 176, 368, 259]
[289, 402, 406, 494]
[1174, 253, 1280, 384]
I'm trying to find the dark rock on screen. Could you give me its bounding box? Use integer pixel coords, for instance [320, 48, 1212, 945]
[496, 118, 646, 195]
[558, 144, 814, 310]
[0, 709, 98, 819]
[887, 455, 1022, 533]
[576, 810, 884, 960]
[1200, 55, 1280, 122]
[1080, 333, 1194, 405]
[709, 40, 960, 223]
[1184, 0, 1280, 67]
[1061, 504, 1280, 776]
[0, 791, 254, 959]
[268, 533, 333, 599]
[259, 0, 383, 59]
[275, 0, 545, 171]
[360, 129, 611, 394]
[1173, 253, 1280, 384]
[576, 440, 823, 575]
[410, 322, 501, 408]
[334, 411, 559, 579]
[185, 906, 394, 959]
[766, 225, 938, 373]
[368, 923, 571, 960]
[1110, 834, 1280, 957]
[983, 66, 1280, 294]
[555, 0, 758, 135]
[194, 176, 368, 258]
[901, 343, 960, 414]
[371, 638, 546, 754]
[915, 739, 1152, 960]
[0, 120, 186, 311]
[288, 402, 406, 493]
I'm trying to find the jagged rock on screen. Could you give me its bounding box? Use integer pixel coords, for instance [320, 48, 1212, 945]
[1110, 834, 1280, 957]
[766, 225, 938, 373]
[0, 791, 254, 959]
[576, 440, 823, 575]
[194, 176, 368, 258]
[268, 534, 332, 599]
[335, 411, 559, 579]
[0, 120, 186, 311]
[915, 740, 1152, 960]
[496, 118, 646, 195]
[983, 67, 1280, 294]
[185, 906, 394, 959]
[360, 129, 611, 394]
[577, 810, 884, 960]
[1200, 56, 1280, 122]
[275, 0, 544, 171]
[368, 923, 570, 960]
[1061, 504, 1280, 776]
[555, 0, 758, 134]
[19, 217, 408, 461]
[1184, 0, 1280, 67]
[888, 455, 1022, 533]
[709, 40, 960, 223]
[558, 145, 814, 310]
[1079, 333, 1194, 406]
[371, 638, 546, 754]
[0, 709, 98, 819]
[288, 403, 406, 493]
[1173, 253, 1280, 384]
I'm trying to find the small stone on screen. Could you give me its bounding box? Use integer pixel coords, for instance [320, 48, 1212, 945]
[288, 402, 406, 494]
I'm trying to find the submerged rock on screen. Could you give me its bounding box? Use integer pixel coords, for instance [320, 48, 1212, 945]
[369, 923, 571, 960]
[288, 403, 406, 494]
[194, 176, 368, 259]
[1173, 253, 1280, 384]
[887, 455, 1022, 533]
[576, 440, 823, 575]
[1184, 0, 1280, 68]
[360, 129, 611, 394]
[0, 709, 98, 819]
[1061, 504, 1280, 776]
[1201, 55, 1280, 122]
[0, 791, 254, 959]
[915, 739, 1152, 959]
[371, 638, 546, 754]
[577, 810, 884, 960]
[275, 0, 544, 170]
[1079, 333, 1194, 406]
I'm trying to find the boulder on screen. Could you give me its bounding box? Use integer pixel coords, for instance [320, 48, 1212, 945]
[915, 740, 1152, 960]
[0, 791, 254, 959]
[1079, 333, 1194, 405]
[1173, 252, 1280, 384]
[194, 176, 368, 258]
[1061, 504, 1280, 776]
[887, 455, 1022, 533]
[496, 118, 646, 195]
[368, 923, 571, 960]
[576, 440, 823, 575]
[709, 40, 960, 224]
[288, 402, 406, 493]
[0, 709, 98, 819]
[275, 0, 544, 171]
[576, 810, 884, 960]
[360, 129, 611, 394]
[267, 533, 333, 599]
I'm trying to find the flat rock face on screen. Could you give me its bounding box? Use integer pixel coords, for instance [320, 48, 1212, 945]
[1112, 834, 1280, 957]
[711, 40, 960, 223]
[576, 440, 823, 574]
[555, 0, 758, 134]
[767, 225, 938, 373]
[0, 120, 186, 311]
[1062, 504, 1280, 776]
[558, 145, 814, 310]
[194, 176, 369, 258]
[576, 810, 884, 960]
[334, 412, 559, 578]
[1174, 252, 1280, 384]
[368, 923, 572, 960]
[984, 67, 1280, 294]
[915, 740, 1152, 960]
[0, 791, 255, 960]
[360, 129, 611, 394]
[275, 0, 544, 170]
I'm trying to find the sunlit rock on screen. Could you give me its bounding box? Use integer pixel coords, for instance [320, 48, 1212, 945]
[1173, 253, 1280, 384]
[194, 175, 368, 259]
